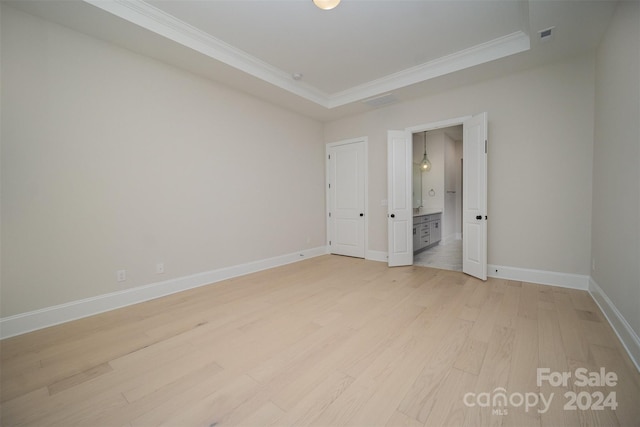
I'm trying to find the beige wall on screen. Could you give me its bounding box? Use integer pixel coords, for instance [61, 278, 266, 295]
[591, 1, 640, 337]
[325, 53, 596, 275]
[0, 6, 325, 317]
[2, 2, 623, 327]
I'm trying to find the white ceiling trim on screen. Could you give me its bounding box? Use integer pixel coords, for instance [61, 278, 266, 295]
[329, 31, 530, 108]
[84, 0, 329, 105]
[84, 0, 530, 110]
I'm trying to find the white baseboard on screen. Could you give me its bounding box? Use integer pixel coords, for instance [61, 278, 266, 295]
[0, 246, 328, 340]
[488, 264, 589, 290]
[588, 278, 640, 372]
[362, 254, 589, 291]
[366, 250, 388, 263]
[6, 250, 636, 374]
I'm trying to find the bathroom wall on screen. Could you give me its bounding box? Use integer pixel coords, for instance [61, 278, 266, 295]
[422, 131, 445, 212]
[443, 132, 458, 242]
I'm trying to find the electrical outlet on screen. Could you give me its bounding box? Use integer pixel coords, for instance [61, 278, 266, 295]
[116, 269, 126, 282]
[156, 262, 164, 274]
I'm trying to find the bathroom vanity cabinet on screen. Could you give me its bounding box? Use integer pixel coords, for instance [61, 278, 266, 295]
[413, 212, 442, 253]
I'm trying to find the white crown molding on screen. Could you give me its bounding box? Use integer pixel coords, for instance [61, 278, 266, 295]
[83, 0, 530, 109]
[0, 246, 328, 340]
[328, 31, 531, 108]
[83, 0, 329, 105]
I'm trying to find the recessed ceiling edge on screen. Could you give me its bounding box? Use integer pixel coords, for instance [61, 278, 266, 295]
[82, 0, 530, 110]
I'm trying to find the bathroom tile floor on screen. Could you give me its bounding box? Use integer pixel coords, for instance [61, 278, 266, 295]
[413, 238, 462, 271]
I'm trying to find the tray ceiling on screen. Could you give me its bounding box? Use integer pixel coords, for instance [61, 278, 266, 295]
[6, 0, 618, 120]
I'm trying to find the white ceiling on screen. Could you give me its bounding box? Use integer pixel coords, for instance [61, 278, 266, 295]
[145, 0, 526, 94]
[7, 0, 618, 121]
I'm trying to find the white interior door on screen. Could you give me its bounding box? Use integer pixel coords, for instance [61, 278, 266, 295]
[327, 140, 366, 258]
[387, 130, 413, 267]
[462, 112, 488, 280]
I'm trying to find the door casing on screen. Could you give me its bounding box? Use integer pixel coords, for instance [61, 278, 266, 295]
[389, 114, 488, 279]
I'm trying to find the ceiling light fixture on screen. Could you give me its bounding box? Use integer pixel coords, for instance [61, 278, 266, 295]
[313, 0, 341, 11]
[421, 131, 432, 172]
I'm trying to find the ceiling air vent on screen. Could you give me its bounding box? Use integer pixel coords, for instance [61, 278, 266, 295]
[538, 26, 555, 42]
[362, 93, 398, 109]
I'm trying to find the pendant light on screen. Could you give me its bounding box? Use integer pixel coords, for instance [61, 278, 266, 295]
[421, 131, 432, 172]
[313, 0, 341, 10]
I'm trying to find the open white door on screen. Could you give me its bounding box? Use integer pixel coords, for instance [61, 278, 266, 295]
[387, 130, 413, 267]
[462, 112, 488, 280]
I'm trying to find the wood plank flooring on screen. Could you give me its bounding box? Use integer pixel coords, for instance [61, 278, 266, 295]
[1, 255, 639, 426]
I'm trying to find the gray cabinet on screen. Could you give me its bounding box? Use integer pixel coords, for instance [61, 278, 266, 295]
[429, 219, 441, 243]
[420, 222, 430, 247]
[413, 213, 442, 253]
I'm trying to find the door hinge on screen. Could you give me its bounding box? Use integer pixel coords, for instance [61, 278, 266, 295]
[329, 212, 332, 217]
[485, 140, 487, 154]
[329, 240, 332, 245]
[328, 183, 331, 189]
[328, 154, 331, 160]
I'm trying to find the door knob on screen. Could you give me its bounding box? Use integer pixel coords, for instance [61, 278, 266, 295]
[390, 214, 395, 218]
[360, 213, 364, 217]
[475, 215, 482, 220]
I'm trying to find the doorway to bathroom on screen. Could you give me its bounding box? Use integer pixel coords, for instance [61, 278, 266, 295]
[412, 125, 463, 272]
[387, 113, 488, 280]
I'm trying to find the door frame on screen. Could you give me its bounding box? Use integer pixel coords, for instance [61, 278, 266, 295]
[404, 115, 472, 262]
[326, 137, 369, 258]
[406, 116, 472, 136]
[401, 113, 488, 280]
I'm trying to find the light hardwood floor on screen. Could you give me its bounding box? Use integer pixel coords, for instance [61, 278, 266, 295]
[1, 255, 639, 426]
